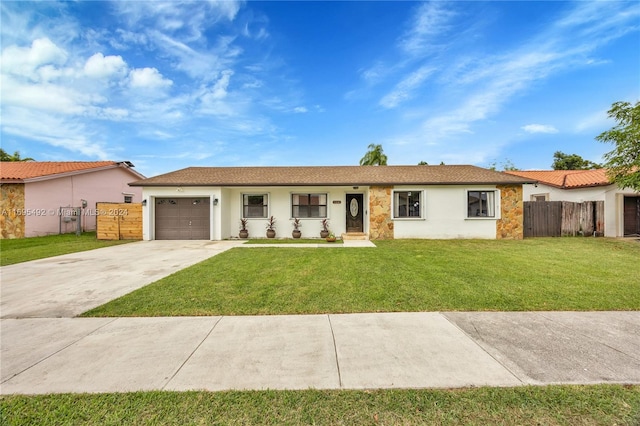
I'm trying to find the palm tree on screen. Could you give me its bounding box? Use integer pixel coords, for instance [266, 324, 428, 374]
[359, 144, 388, 166]
[0, 149, 34, 161]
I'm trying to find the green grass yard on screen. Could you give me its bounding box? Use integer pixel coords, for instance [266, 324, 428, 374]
[0, 232, 134, 266]
[5, 238, 640, 425]
[83, 238, 640, 317]
[1, 385, 638, 426]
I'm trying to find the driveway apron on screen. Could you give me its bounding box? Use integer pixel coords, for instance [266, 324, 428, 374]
[0, 240, 243, 318]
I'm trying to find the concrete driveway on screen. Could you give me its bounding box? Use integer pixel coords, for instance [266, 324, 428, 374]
[0, 240, 243, 318]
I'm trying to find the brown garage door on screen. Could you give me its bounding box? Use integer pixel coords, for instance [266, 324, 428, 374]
[155, 198, 210, 240]
[623, 196, 640, 237]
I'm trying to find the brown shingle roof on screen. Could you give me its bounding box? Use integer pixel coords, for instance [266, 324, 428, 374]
[1, 161, 140, 181]
[130, 165, 535, 187]
[505, 169, 610, 189]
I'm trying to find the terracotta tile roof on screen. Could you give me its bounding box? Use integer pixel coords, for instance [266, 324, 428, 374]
[505, 169, 610, 189]
[130, 165, 536, 187]
[1, 161, 122, 181]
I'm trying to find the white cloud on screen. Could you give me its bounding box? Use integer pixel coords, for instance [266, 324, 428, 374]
[112, 29, 148, 49]
[379, 66, 435, 109]
[84, 53, 128, 79]
[403, 1, 638, 145]
[146, 30, 240, 80]
[1, 74, 103, 115]
[293, 106, 307, 113]
[575, 109, 610, 133]
[98, 107, 129, 121]
[398, 2, 456, 56]
[113, 1, 241, 35]
[128, 67, 173, 89]
[209, 70, 234, 100]
[1, 37, 67, 78]
[360, 62, 390, 85]
[522, 124, 559, 134]
[1, 106, 110, 159]
[198, 70, 245, 116]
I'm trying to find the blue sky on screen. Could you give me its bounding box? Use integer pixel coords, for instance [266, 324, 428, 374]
[1, 1, 638, 178]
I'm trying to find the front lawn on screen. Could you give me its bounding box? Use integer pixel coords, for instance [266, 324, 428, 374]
[82, 238, 640, 317]
[0, 232, 134, 266]
[1, 385, 638, 426]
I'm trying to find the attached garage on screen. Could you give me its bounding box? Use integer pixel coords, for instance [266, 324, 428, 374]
[155, 197, 210, 240]
[623, 196, 640, 237]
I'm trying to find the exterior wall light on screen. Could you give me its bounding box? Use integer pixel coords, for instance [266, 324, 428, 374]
[213, 198, 219, 206]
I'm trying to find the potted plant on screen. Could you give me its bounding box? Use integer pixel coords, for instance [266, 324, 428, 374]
[320, 218, 330, 238]
[325, 231, 336, 242]
[239, 218, 249, 239]
[265, 215, 276, 238]
[292, 218, 302, 239]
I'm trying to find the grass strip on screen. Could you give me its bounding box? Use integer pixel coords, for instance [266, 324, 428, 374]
[0, 232, 134, 266]
[1, 385, 638, 426]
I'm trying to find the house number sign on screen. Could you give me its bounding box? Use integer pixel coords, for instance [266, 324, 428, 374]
[349, 198, 359, 218]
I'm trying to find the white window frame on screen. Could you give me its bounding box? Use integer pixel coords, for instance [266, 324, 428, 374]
[242, 193, 269, 219]
[291, 193, 328, 218]
[393, 190, 424, 220]
[466, 190, 498, 219]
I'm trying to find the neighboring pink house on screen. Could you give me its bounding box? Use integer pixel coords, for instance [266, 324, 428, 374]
[1, 161, 145, 238]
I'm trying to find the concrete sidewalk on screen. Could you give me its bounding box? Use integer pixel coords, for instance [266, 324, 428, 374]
[2, 311, 639, 395]
[241, 240, 377, 248]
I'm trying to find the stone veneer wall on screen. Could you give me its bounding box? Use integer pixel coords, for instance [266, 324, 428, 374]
[1, 183, 26, 239]
[369, 186, 394, 240]
[496, 184, 524, 240]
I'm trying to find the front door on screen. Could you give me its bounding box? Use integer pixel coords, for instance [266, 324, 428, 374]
[346, 194, 364, 233]
[623, 196, 640, 237]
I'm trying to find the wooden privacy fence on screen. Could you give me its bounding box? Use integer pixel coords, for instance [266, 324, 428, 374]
[96, 202, 142, 240]
[524, 201, 604, 238]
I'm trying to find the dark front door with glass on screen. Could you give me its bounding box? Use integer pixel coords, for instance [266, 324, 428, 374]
[346, 193, 364, 233]
[623, 196, 640, 237]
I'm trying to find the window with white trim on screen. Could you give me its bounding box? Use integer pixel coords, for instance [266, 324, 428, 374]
[467, 191, 496, 217]
[394, 191, 422, 218]
[243, 194, 268, 218]
[291, 193, 327, 218]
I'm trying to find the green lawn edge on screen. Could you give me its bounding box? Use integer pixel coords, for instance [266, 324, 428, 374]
[0, 232, 134, 266]
[2, 385, 638, 426]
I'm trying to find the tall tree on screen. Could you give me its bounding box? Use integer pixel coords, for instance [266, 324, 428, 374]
[489, 159, 519, 171]
[0, 149, 34, 162]
[596, 101, 640, 191]
[359, 144, 388, 166]
[551, 151, 601, 170]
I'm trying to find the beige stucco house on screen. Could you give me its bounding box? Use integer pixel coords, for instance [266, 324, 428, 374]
[130, 165, 535, 241]
[1, 161, 144, 238]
